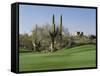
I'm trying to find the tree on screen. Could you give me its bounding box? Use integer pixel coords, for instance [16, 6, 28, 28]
[77, 32, 80, 36]
[80, 32, 84, 37]
[32, 25, 41, 52]
[67, 36, 75, 48]
[76, 32, 84, 37]
[89, 35, 96, 43]
[19, 34, 33, 50]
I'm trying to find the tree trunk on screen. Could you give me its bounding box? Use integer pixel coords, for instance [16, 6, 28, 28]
[50, 43, 53, 52]
[32, 42, 37, 52]
[33, 43, 36, 52]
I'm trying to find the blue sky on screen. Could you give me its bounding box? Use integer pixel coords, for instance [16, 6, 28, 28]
[19, 4, 96, 35]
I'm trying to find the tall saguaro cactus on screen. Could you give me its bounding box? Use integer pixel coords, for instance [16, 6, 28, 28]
[60, 15, 62, 34]
[59, 15, 63, 47]
[49, 14, 58, 52]
[52, 14, 55, 32]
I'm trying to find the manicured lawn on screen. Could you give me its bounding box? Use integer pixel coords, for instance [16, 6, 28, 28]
[19, 44, 96, 71]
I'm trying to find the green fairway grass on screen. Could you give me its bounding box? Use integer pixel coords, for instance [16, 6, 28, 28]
[19, 44, 96, 71]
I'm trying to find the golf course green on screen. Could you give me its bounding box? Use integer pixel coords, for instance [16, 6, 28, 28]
[19, 44, 96, 71]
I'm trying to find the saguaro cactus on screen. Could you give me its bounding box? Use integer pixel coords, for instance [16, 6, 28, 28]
[52, 14, 55, 32]
[59, 15, 63, 47]
[60, 15, 62, 34]
[49, 14, 58, 52]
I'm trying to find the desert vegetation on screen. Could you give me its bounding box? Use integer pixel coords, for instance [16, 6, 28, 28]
[19, 14, 96, 53]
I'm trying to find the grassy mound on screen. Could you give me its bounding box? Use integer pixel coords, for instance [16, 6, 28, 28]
[19, 44, 96, 71]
